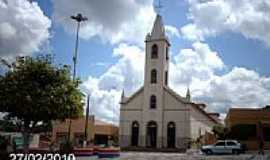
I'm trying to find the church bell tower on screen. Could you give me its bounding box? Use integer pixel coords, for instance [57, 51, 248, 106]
[141, 14, 171, 148]
[143, 14, 170, 112]
[144, 14, 170, 87]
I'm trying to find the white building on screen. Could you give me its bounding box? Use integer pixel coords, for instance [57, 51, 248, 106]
[119, 14, 219, 149]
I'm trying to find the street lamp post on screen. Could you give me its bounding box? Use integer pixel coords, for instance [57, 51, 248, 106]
[67, 13, 88, 143]
[70, 13, 88, 82]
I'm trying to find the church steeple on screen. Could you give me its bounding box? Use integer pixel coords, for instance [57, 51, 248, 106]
[151, 14, 165, 39]
[146, 14, 169, 43]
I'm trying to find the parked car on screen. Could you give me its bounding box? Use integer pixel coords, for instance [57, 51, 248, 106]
[201, 140, 244, 155]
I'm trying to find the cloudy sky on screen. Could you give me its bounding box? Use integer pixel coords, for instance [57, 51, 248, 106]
[1, 0, 270, 124]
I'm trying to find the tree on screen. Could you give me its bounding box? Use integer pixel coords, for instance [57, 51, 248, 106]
[0, 55, 84, 152]
[212, 124, 229, 140]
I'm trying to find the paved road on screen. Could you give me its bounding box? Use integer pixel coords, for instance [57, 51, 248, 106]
[78, 152, 270, 160]
[119, 152, 270, 160]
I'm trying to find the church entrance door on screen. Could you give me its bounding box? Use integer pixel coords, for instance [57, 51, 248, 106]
[167, 122, 176, 148]
[131, 121, 139, 146]
[146, 121, 157, 148]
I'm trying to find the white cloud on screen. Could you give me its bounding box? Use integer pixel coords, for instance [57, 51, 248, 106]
[195, 67, 270, 113]
[82, 41, 270, 124]
[82, 43, 144, 123]
[0, 0, 51, 59]
[181, 0, 270, 46]
[170, 42, 224, 89]
[180, 24, 204, 41]
[170, 42, 270, 114]
[53, 0, 155, 46]
[165, 25, 180, 38]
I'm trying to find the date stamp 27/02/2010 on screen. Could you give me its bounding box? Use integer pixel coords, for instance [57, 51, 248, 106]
[9, 153, 76, 160]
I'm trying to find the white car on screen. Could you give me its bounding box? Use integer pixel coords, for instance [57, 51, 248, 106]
[201, 140, 243, 155]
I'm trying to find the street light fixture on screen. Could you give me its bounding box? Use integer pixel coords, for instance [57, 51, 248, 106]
[67, 13, 88, 143]
[70, 13, 88, 81]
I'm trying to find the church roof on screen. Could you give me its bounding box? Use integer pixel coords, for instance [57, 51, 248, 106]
[164, 86, 219, 124]
[190, 103, 220, 123]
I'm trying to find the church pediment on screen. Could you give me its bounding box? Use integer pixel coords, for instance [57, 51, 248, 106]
[163, 86, 189, 104]
[120, 87, 144, 105]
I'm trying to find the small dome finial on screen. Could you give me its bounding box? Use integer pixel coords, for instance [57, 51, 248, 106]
[186, 87, 191, 102]
[121, 89, 125, 99]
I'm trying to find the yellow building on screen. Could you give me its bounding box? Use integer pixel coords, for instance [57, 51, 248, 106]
[52, 116, 118, 147]
[94, 119, 119, 145]
[225, 106, 270, 150]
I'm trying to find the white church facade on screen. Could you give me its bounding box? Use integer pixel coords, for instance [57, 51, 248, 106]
[119, 14, 219, 149]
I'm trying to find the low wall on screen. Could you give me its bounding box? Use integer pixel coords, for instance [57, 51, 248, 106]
[240, 140, 270, 150]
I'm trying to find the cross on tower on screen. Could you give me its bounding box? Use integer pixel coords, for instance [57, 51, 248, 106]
[154, 0, 163, 14]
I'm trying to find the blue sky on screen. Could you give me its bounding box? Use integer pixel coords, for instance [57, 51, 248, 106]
[34, 0, 270, 80]
[1, 0, 270, 123]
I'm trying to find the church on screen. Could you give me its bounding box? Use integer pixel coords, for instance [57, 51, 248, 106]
[119, 14, 219, 149]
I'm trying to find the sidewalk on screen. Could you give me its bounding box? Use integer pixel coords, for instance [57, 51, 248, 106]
[187, 148, 270, 157]
[119, 152, 270, 160]
[246, 150, 270, 155]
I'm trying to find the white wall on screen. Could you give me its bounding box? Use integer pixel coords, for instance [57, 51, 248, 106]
[190, 105, 216, 140]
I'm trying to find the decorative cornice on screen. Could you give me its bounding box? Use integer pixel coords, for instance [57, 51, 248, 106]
[144, 37, 171, 46]
[120, 109, 142, 111]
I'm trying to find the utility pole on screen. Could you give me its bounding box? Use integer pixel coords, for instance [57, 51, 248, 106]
[67, 13, 88, 143]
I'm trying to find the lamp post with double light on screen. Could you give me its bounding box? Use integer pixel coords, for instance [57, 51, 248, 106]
[67, 13, 88, 143]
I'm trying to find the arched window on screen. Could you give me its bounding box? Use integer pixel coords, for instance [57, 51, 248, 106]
[151, 44, 158, 59]
[165, 71, 168, 85]
[166, 46, 169, 60]
[151, 69, 157, 83]
[131, 121, 139, 146]
[146, 121, 157, 147]
[167, 122, 176, 148]
[150, 95, 156, 109]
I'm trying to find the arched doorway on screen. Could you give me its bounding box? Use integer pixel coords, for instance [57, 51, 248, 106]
[167, 122, 176, 148]
[146, 121, 157, 148]
[131, 121, 139, 146]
